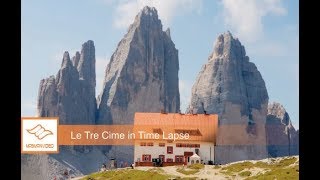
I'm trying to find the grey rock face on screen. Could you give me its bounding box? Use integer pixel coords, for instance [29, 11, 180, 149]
[188, 32, 269, 164]
[72, 51, 80, 68]
[24, 41, 100, 180]
[96, 6, 180, 162]
[37, 41, 96, 124]
[266, 102, 299, 157]
[97, 6, 180, 125]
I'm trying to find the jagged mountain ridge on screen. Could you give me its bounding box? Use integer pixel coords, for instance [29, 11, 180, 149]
[37, 40, 96, 125]
[22, 41, 102, 180]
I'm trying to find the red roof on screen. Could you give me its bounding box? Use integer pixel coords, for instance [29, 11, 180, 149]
[133, 113, 218, 143]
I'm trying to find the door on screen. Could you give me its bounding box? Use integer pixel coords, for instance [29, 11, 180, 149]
[159, 155, 165, 162]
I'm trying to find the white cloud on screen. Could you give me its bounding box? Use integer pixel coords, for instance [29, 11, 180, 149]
[112, 0, 203, 29]
[221, 0, 287, 43]
[95, 55, 110, 95]
[179, 79, 192, 113]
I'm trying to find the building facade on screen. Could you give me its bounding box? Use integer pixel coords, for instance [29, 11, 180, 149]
[133, 113, 218, 166]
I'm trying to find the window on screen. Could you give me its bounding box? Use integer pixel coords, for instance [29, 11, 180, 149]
[159, 155, 165, 162]
[175, 155, 184, 163]
[167, 146, 173, 154]
[176, 143, 182, 147]
[182, 144, 187, 147]
[140, 142, 146, 146]
[176, 143, 200, 148]
[142, 154, 151, 162]
[166, 158, 173, 162]
[159, 143, 165, 147]
[147, 142, 153, 146]
[195, 149, 199, 155]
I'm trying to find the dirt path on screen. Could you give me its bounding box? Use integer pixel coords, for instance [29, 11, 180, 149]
[71, 175, 86, 180]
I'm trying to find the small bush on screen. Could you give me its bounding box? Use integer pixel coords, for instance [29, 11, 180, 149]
[239, 171, 251, 177]
[188, 163, 204, 170]
[221, 161, 254, 173]
[176, 168, 199, 175]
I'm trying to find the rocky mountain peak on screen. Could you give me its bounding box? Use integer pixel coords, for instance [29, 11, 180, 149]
[139, 6, 159, 21]
[97, 6, 180, 162]
[97, 5, 180, 124]
[78, 40, 96, 96]
[211, 32, 245, 62]
[165, 28, 171, 38]
[267, 102, 292, 127]
[129, 6, 162, 32]
[188, 31, 268, 164]
[38, 41, 97, 125]
[61, 51, 73, 68]
[72, 51, 81, 67]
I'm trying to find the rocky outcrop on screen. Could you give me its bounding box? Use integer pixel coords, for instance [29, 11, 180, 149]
[97, 6, 180, 124]
[266, 102, 299, 157]
[37, 40, 96, 125]
[21, 148, 104, 180]
[23, 41, 100, 180]
[96, 6, 180, 162]
[188, 32, 269, 164]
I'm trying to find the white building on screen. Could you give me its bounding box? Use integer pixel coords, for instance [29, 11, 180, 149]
[133, 112, 218, 166]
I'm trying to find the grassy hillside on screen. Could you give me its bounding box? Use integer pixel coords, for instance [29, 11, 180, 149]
[80, 156, 299, 180]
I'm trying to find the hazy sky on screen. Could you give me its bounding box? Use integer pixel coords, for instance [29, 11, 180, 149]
[22, 0, 299, 129]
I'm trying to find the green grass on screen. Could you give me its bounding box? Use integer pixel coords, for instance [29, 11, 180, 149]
[81, 157, 298, 180]
[245, 165, 299, 180]
[174, 177, 197, 180]
[176, 164, 203, 175]
[276, 157, 297, 167]
[221, 161, 254, 173]
[220, 157, 298, 178]
[176, 168, 199, 175]
[187, 163, 204, 170]
[82, 169, 171, 180]
[239, 171, 251, 177]
[147, 167, 165, 173]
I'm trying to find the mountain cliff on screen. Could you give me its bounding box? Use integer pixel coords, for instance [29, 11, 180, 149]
[96, 6, 180, 162]
[266, 102, 299, 157]
[97, 6, 180, 125]
[22, 41, 101, 180]
[37, 40, 96, 125]
[188, 32, 269, 164]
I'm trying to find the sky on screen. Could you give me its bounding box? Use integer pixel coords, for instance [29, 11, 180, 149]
[21, 0, 299, 129]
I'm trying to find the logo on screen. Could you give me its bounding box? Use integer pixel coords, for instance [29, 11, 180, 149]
[21, 117, 59, 154]
[27, 124, 53, 140]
